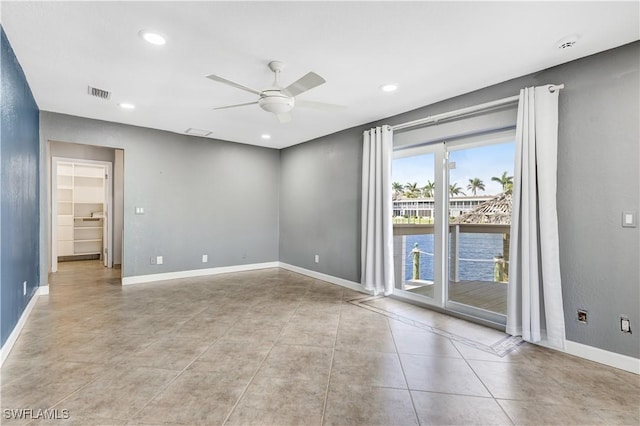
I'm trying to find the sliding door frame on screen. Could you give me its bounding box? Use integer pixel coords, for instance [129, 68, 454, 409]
[392, 131, 515, 328]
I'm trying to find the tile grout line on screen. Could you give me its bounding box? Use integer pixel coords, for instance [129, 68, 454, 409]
[351, 296, 523, 356]
[387, 316, 421, 426]
[106, 296, 237, 422]
[126, 338, 221, 421]
[12, 269, 314, 425]
[26, 375, 102, 426]
[453, 343, 517, 426]
[220, 278, 308, 426]
[26, 286, 205, 423]
[123, 283, 273, 422]
[319, 288, 345, 426]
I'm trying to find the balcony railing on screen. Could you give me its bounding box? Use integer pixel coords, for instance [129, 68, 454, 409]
[393, 221, 510, 284]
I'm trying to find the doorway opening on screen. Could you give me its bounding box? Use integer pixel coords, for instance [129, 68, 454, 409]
[51, 158, 112, 271]
[49, 142, 124, 283]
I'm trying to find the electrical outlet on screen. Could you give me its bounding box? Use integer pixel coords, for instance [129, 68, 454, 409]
[150, 256, 156, 265]
[23, 281, 27, 296]
[577, 309, 588, 324]
[314, 254, 320, 264]
[622, 211, 636, 228]
[202, 254, 208, 263]
[620, 317, 632, 333]
[156, 256, 163, 265]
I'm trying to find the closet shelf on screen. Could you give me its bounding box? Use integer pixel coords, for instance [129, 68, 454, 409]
[56, 161, 106, 259]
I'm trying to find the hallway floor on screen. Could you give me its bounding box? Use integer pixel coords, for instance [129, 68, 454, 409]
[1, 261, 638, 425]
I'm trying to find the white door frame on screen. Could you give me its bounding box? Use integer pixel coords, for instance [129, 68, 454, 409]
[51, 157, 113, 272]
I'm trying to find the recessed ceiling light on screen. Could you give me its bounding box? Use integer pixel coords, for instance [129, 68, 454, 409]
[139, 30, 166, 46]
[261, 134, 271, 140]
[119, 103, 135, 110]
[380, 84, 398, 92]
[556, 35, 579, 50]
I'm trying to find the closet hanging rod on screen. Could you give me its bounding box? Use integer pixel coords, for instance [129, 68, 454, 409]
[391, 84, 564, 132]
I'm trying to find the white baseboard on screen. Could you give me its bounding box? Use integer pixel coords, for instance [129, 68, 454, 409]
[278, 262, 370, 295]
[0, 291, 40, 367]
[121, 262, 280, 285]
[121, 261, 369, 293]
[565, 340, 639, 375]
[39, 285, 49, 295]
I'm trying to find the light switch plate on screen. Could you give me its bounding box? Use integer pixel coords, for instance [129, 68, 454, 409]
[135, 207, 145, 215]
[622, 211, 637, 228]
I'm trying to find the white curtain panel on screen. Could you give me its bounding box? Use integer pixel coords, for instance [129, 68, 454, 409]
[361, 125, 395, 295]
[507, 86, 566, 349]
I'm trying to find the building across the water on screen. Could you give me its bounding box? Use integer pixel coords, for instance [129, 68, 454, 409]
[393, 196, 496, 218]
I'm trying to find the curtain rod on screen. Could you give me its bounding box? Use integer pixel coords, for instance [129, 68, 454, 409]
[391, 84, 564, 132]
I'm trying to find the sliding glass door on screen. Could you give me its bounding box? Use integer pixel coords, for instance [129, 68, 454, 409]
[392, 149, 440, 303]
[392, 136, 515, 325]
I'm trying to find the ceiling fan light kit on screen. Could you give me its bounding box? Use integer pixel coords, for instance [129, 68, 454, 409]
[258, 91, 295, 113]
[206, 60, 345, 123]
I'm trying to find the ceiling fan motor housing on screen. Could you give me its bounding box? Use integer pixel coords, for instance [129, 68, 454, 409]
[259, 90, 295, 113]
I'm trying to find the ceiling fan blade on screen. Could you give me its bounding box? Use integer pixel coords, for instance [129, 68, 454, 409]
[276, 112, 292, 124]
[296, 100, 347, 112]
[282, 72, 326, 97]
[213, 101, 258, 110]
[206, 74, 262, 96]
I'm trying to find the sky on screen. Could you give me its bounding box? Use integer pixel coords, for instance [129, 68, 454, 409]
[392, 142, 515, 196]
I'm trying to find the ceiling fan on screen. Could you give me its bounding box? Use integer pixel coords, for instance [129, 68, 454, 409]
[206, 61, 345, 123]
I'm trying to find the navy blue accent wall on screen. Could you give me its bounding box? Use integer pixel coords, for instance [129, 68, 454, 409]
[1, 26, 40, 347]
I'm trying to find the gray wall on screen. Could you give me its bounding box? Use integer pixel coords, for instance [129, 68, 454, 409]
[1, 26, 40, 347]
[279, 127, 364, 282]
[50, 140, 115, 162]
[280, 42, 639, 358]
[40, 113, 280, 278]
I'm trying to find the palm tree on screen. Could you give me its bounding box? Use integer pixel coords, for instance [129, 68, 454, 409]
[491, 171, 514, 193]
[505, 182, 513, 194]
[449, 182, 465, 197]
[466, 178, 485, 196]
[392, 182, 404, 200]
[404, 182, 420, 198]
[422, 180, 435, 198]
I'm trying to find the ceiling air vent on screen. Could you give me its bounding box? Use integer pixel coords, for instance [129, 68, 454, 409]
[88, 85, 111, 100]
[556, 35, 579, 50]
[558, 40, 576, 50]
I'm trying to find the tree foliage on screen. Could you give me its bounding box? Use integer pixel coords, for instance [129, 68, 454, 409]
[491, 171, 514, 194]
[467, 178, 485, 196]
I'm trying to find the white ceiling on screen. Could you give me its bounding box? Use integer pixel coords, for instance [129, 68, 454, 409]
[2, 1, 638, 149]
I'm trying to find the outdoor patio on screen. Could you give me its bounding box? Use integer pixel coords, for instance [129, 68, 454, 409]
[406, 280, 508, 315]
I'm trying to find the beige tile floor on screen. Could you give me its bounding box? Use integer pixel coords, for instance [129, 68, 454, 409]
[1, 260, 638, 425]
